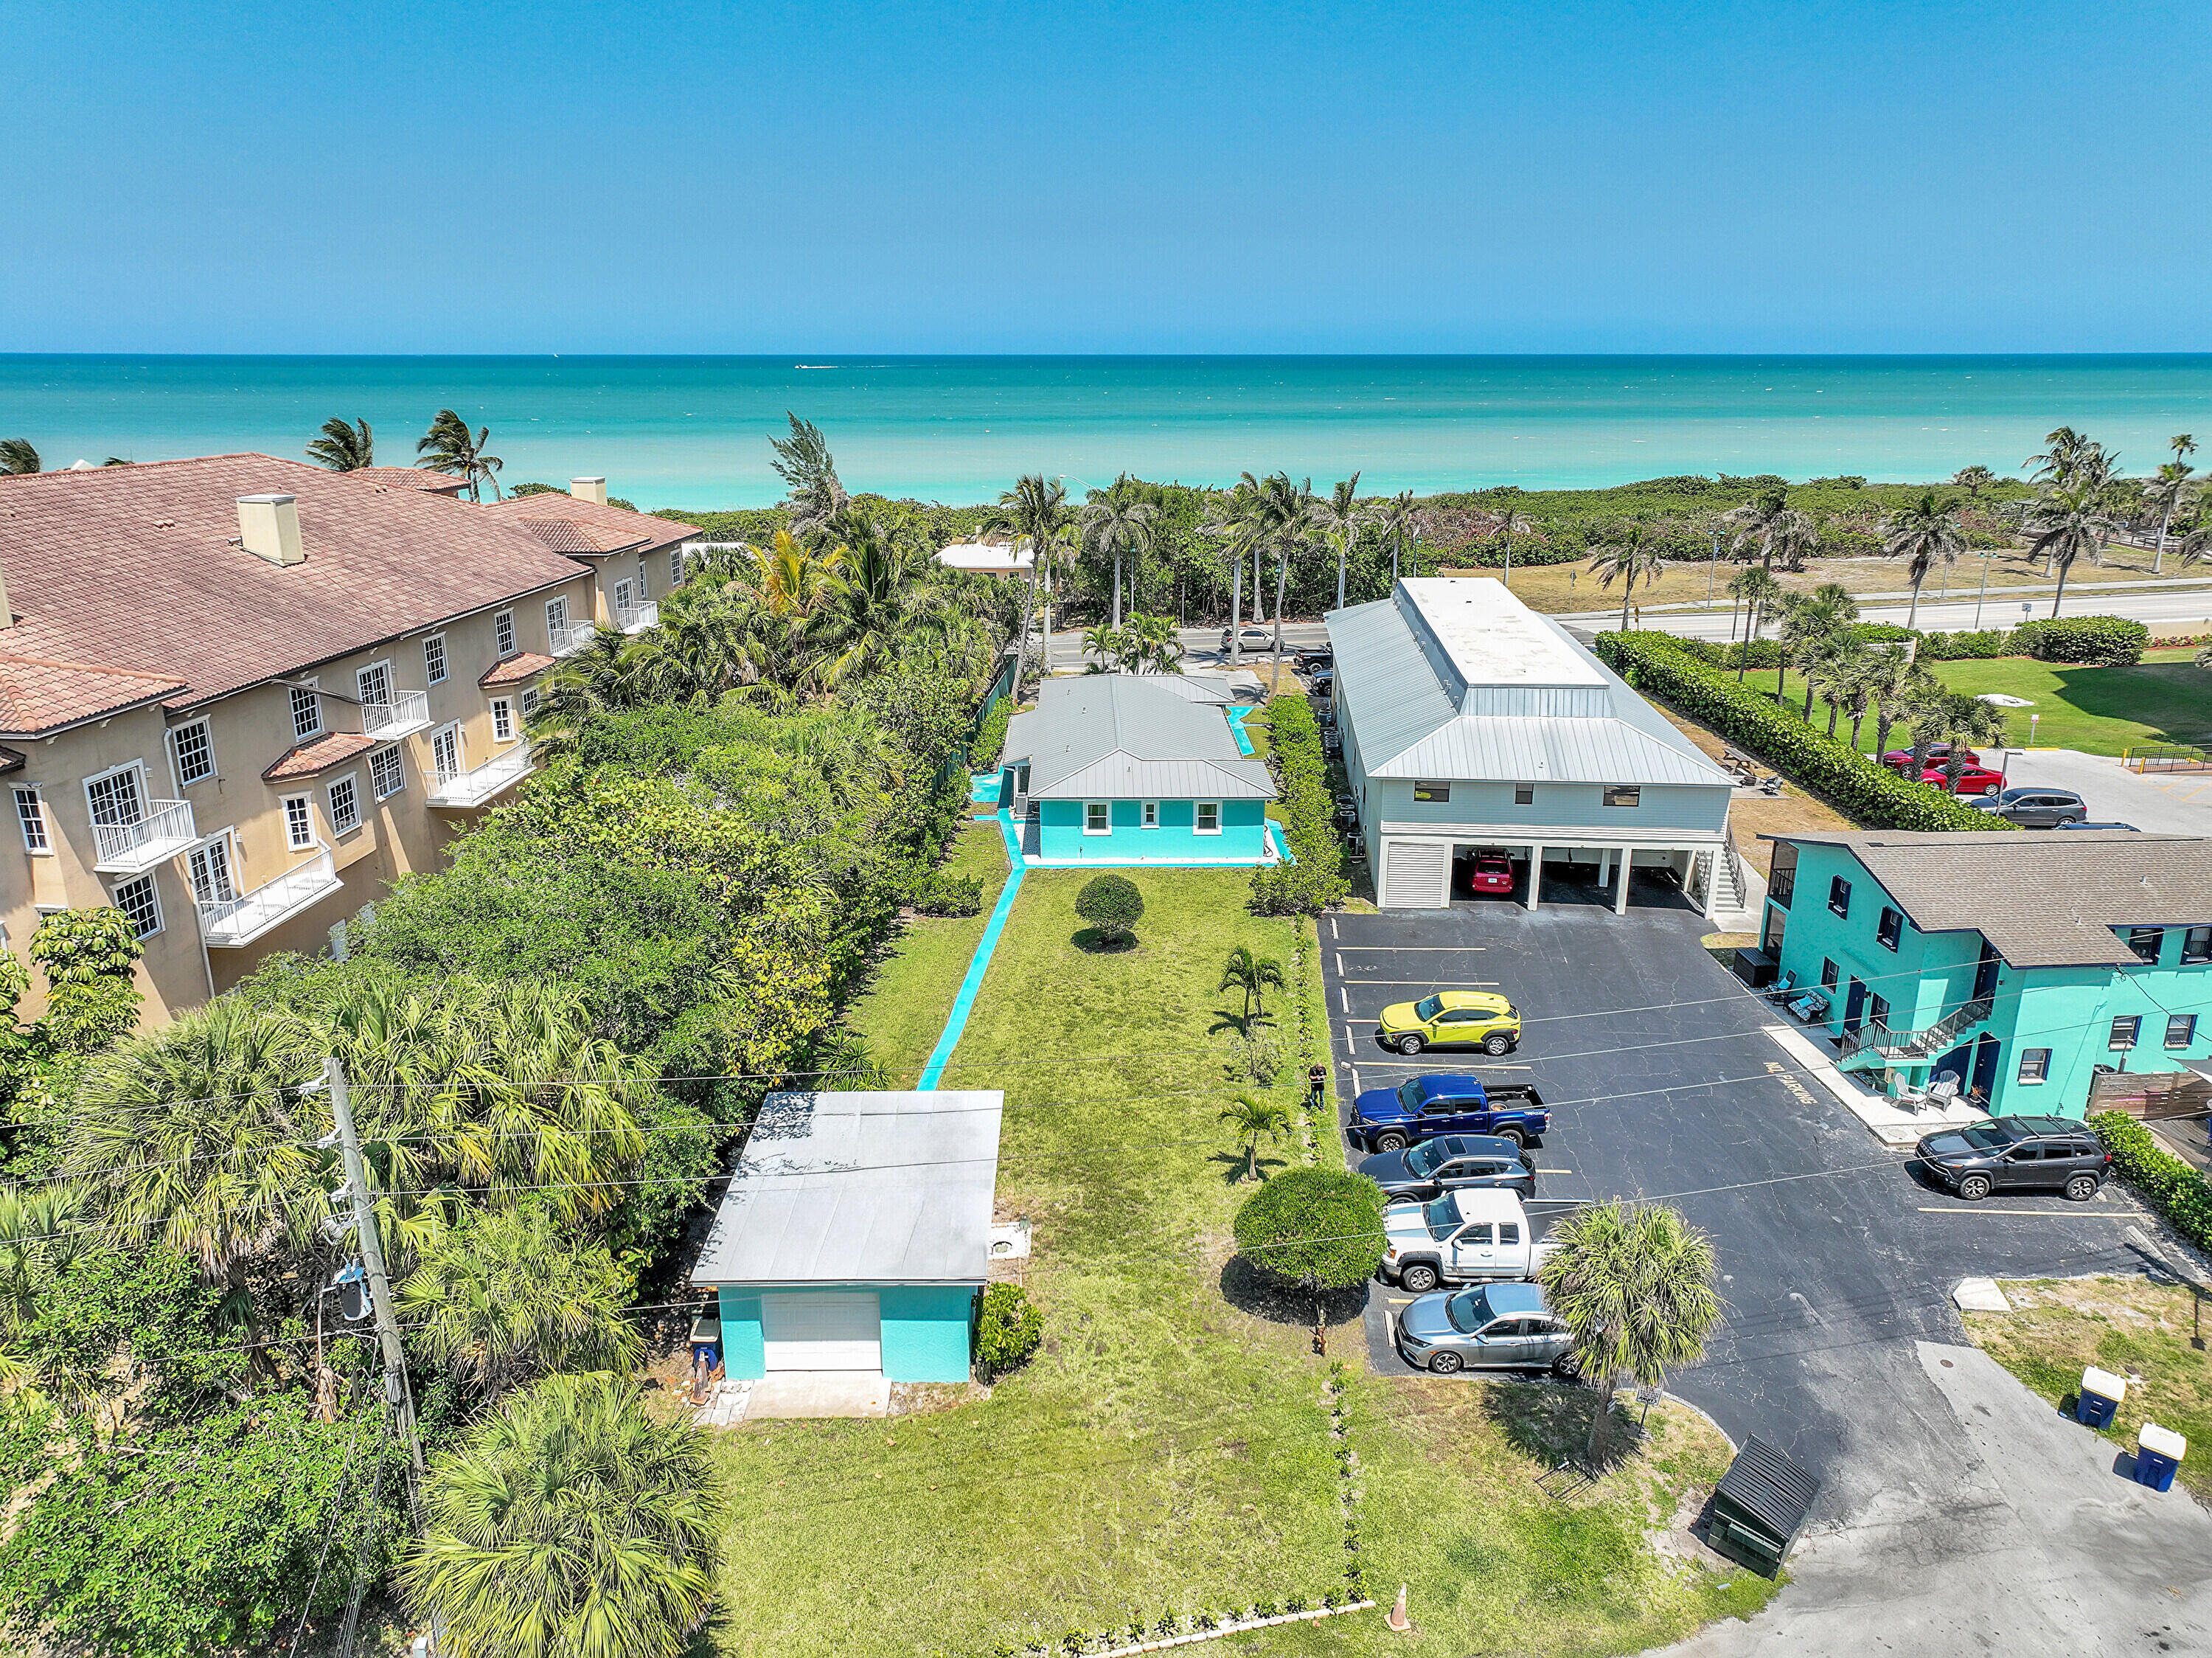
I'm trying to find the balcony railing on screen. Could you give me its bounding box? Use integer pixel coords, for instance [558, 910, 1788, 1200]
[551, 620, 599, 657]
[361, 690, 431, 741]
[197, 848, 343, 948]
[92, 799, 198, 874]
[616, 600, 659, 634]
[426, 740, 535, 808]
[1837, 995, 1996, 1065]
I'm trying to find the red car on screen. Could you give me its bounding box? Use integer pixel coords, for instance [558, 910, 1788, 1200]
[1465, 849, 1516, 893]
[1881, 743, 1980, 774]
[1918, 761, 2005, 797]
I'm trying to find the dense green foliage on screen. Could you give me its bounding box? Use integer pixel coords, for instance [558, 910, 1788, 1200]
[0, 909, 147, 1176]
[971, 696, 1011, 771]
[2011, 614, 2151, 665]
[1248, 694, 1348, 914]
[975, 1282, 1043, 1377]
[1074, 873, 1146, 946]
[1595, 631, 2014, 830]
[911, 870, 985, 916]
[1231, 1168, 1386, 1309]
[2090, 1112, 2212, 1253]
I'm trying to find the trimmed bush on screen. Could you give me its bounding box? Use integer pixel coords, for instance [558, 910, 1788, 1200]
[911, 871, 984, 917]
[1233, 1168, 1388, 1320]
[2089, 1111, 2212, 1254]
[1914, 628, 2016, 660]
[2011, 615, 2149, 666]
[1074, 873, 1144, 945]
[970, 698, 1010, 771]
[1595, 631, 2013, 833]
[975, 1283, 1043, 1378]
[1249, 695, 1349, 915]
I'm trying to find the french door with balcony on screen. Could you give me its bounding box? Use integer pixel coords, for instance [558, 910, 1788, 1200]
[431, 724, 464, 784]
[613, 579, 634, 617]
[86, 765, 147, 830]
[187, 835, 239, 906]
[357, 660, 394, 712]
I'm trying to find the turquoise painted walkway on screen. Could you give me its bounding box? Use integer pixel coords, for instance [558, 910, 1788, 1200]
[917, 805, 1025, 1091]
[1225, 705, 1257, 755]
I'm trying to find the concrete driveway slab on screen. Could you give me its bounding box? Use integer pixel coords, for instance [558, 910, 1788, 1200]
[1996, 748, 2212, 834]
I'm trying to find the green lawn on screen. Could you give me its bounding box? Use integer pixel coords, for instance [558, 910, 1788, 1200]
[1736, 648, 2212, 757]
[714, 872, 1772, 1657]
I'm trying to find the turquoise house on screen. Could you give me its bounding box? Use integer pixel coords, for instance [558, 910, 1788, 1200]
[1759, 830, 2212, 1117]
[691, 1090, 1003, 1384]
[1004, 674, 1279, 867]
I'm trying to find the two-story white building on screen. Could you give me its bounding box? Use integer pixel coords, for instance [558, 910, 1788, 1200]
[1328, 577, 1743, 915]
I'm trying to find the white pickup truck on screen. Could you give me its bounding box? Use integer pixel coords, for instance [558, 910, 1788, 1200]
[1380, 1188, 1559, 1294]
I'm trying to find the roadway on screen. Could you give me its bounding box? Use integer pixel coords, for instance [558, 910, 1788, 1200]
[1558, 578, 2212, 642]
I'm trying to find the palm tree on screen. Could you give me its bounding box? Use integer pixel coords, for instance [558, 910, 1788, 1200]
[1206, 482, 1262, 663]
[1585, 523, 1665, 634]
[1315, 473, 1369, 613]
[417, 409, 504, 502]
[1867, 653, 1939, 762]
[0, 439, 38, 476]
[769, 413, 849, 541]
[979, 475, 1072, 687]
[1126, 611, 1182, 673]
[1775, 586, 1857, 715]
[1217, 946, 1287, 1033]
[1219, 1094, 1294, 1180]
[1950, 465, 1996, 500]
[1537, 1200, 1721, 1467]
[1723, 488, 1814, 575]
[1725, 567, 1782, 680]
[2024, 426, 2095, 488]
[2023, 484, 2110, 617]
[1880, 492, 1966, 629]
[1079, 474, 1158, 630]
[307, 416, 374, 471]
[1375, 490, 1419, 583]
[400, 1373, 724, 1658]
[1080, 622, 1121, 670]
[1492, 505, 1537, 586]
[2143, 457, 2199, 576]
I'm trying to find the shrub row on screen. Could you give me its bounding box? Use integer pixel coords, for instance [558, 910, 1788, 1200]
[1250, 695, 1349, 915]
[910, 871, 984, 917]
[2011, 614, 2150, 665]
[2088, 1111, 2212, 1255]
[1594, 632, 2014, 832]
[1681, 615, 2150, 670]
[970, 697, 1010, 771]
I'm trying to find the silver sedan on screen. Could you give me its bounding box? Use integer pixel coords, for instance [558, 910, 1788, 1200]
[1392, 1282, 1579, 1376]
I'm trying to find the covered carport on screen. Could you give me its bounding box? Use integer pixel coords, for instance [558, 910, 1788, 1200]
[1380, 832, 1731, 915]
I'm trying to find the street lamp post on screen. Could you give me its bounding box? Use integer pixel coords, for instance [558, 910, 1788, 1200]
[1971, 550, 1993, 631]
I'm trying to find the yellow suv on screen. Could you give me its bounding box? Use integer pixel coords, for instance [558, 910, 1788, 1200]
[1376, 991, 1521, 1056]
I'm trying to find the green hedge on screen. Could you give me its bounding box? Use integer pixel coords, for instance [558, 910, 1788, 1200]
[1250, 695, 1349, 915]
[2090, 1111, 2212, 1254]
[2011, 615, 2149, 666]
[1914, 628, 2016, 659]
[970, 698, 1009, 771]
[1594, 632, 2014, 833]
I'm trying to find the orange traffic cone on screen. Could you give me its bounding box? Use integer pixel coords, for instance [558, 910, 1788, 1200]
[1386, 1583, 1411, 1633]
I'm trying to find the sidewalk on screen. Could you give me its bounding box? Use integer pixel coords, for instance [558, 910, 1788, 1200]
[1761, 1021, 1986, 1148]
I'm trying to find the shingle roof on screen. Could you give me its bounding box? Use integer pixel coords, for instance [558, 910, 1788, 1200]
[0, 454, 593, 729]
[1766, 829, 2212, 967]
[479, 652, 554, 688]
[1005, 675, 1275, 801]
[333, 468, 470, 496]
[262, 731, 378, 781]
[690, 1090, 1003, 1286]
[479, 490, 698, 556]
[0, 655, 188, 735]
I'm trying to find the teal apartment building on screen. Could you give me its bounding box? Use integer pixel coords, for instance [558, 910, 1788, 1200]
[1759, 830, 2212, 1117]
[1004, 674, 1279, 866]
[691, 1090, 1003, 1384]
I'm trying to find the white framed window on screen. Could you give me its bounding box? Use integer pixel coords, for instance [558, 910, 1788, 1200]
[2017, 1048, 2051, 1083]
[1084, 802, 1110, 835]
[1513, 783, 1535, 805]
[85, 763, 147, 830]
[1141, 801, 1159, 829]
[111, 872, 161, 939]
[369, 746, 405, 799]
[495, 610, 516, 658]
[187, 835, 237, 906]
[1195, 802, 1222, 834]
[1413, 781, 1450, 803]
[490, 698, 515, 742]
[613, 578, 634, 614]
[521, 687, 540, 717]
[283, 794, 316, 850]
[431, 723, 462, 784]
[289, 681, 321, 740]
[13, 787, 49, 853]
[327, 774, 361, 836]
[635, 561, 647, 600]
[545, 597, 568, 640]
[424, 634, 448, 684]
[356, 659, 394, 710]
[670, 547, 685, 587]
[1603, 785, 1641, 808]
[168, 719, 215, 788]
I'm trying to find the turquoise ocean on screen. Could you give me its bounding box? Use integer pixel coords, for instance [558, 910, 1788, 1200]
[6, 355, 2211, 510]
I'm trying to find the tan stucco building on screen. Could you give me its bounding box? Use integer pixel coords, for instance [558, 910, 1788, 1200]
[0, 457, 698, 1025]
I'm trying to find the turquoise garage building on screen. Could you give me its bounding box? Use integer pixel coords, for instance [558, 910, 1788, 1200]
[692, 1089, 1004, 1384]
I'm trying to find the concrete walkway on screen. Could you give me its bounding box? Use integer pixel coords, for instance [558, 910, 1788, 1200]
[916, 805, 1026, 1091]
[1649, 1342, 2212, 1657]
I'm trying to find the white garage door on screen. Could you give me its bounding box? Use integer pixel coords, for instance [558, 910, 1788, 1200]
[761, 1291, 882, 1371]
[1380, 840, 1451, 909]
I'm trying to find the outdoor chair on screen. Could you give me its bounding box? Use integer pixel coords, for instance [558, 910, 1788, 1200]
[1785, 990, 1829, 1024]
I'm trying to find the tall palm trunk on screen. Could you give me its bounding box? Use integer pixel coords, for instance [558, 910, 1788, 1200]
[1617, 572, 1634, 634]
[1271, 543, 1290, 678]
[1014, 563, 1039, 689]
[1113, 553, 1124, 630]
[1736, 603, 1757, 681]
[1253, 541, 1267, 625]
[1906, 578, 1922, 631]
[1228, 551, 1244, 665]
[2154, 504, 2174, 574]
[2051, 560, 2070, 618]
[1335, 533, 1347, 611]
[1503, 531, 1512, 586]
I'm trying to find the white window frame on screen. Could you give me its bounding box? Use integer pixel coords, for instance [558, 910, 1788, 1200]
[613, 577, 634, 614]
[431, 722, 463, 785]
[1194, 801, 1222, 836]
[2017, 1048, 2051, 1083]
[635, 561, 647, 600]
[84, 761, 148, 830]
[495, 610, 516, 659]
[356, 658, 394, 710]
[289, 679, 322, 740]
[327, 773, 361, 837]
[167, 718, 216, 790]
[424, 634, 448, 685]
[13, 786, 51, 854]
[282, 793, 317, 851]
[670, 547, 685, 587]
[545, 596, 568, 641]
[369, 746, 405, 800]
[1412, 780, 1450, 803]
[111, 871, 162, 939]
[490, 698, 515, 743]
[1083, 801, 1110, 836]
[1141, 801, 1159, 830]
[521, 687, 540, 717]
[187, 833, 239, 906]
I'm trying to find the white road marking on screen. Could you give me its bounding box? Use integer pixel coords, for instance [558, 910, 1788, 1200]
[1915, 1207, 2132, 1217]
[1340, 979, 1498, 986]
[1339, 985, 1349, 1013]
[1335, 946, 1485, 951]
[1350, 1066, 1361, 1094]
[1335, 951, 1345, 975]
[1329, 917, 1339, 942]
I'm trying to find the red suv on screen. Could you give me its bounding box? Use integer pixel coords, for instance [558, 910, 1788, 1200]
[1466, 849, 1515, 894]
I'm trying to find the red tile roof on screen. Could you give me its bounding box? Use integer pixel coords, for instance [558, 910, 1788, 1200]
[0, 454, 593, 731]
[262, 731, 378, 781]
[0, 654, 189, 735]
[479, 490, 698, 556]
[334, 468, 470, 496]
[479, 651, 554, 687]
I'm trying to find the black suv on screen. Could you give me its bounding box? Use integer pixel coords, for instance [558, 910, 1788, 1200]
[1916, 1115, 2111, 1202]
[1354, 1133, 1536, 1204]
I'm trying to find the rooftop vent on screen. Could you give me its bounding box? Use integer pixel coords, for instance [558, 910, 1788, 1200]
[237, 495, 305, 566]
[571, 476, 608, 507]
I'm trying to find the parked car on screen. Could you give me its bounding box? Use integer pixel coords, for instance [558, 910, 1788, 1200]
[1462, 847, 1515, 894]
[1972, 788, 2086, 827]
[1394, 1280, 1578, 1376]
[1349, 1074, 1549, 1151]
[1915, 1115, 2112, 1202]
[1356, 1132, 1534, 1203]
[1375, 990, 1521, 1056]
[1916, 761, 2005, 797]
[2055, 820, 2140, 832]
[1380, 1188, 1558, 1292]
[1881, 743, 1980, 773]
[1220, 625, 1274, 650]
[1295, 648, 1334, 673]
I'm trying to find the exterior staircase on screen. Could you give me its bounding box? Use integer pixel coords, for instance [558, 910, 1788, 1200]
[1836, 995, 1995, 1073]
[1699, 837, 1767, 934]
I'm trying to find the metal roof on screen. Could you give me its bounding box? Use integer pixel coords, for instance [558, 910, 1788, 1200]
[1006, 674, 1275, 801]
[1714, 1436, 1822, 1541]
[690, 1090, 1002, 1286]
[1327, 587, 1732, 788]
[1764, 829, 2212, 968]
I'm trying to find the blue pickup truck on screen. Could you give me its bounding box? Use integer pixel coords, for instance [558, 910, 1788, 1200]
[1347, 1073, 1549, 1154]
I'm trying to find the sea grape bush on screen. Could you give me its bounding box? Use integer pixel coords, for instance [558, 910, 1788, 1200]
[1250, 694, 1349, 915]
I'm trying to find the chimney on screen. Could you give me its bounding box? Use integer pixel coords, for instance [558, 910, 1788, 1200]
[571, 476, 608, 507]
[236, 494, 305, 566]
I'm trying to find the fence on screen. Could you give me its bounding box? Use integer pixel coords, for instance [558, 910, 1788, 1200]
[2123, 743, 2212, 774]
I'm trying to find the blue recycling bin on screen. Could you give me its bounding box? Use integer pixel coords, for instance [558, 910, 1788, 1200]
[2076, 1366, 2126, 1430]
[2134, 1423, 2186, 1493]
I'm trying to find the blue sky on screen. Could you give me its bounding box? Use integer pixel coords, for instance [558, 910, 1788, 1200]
[5, 0, 2207, 353]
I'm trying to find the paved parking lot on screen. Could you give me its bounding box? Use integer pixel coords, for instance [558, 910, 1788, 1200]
[1321, 878, 2149, 1527]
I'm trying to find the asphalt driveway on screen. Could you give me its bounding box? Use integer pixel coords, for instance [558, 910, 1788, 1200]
[1321, 879, 2151, 1530]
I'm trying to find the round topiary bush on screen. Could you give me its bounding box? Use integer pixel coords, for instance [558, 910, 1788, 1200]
[1232, 1168, 1387, 1347]
[1074, 873, 1144, 948]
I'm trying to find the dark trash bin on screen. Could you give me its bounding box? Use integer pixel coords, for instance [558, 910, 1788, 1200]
[2076, 1366, 2125, 1430]
[2135, 1424, 2185, 1493]
[1708, 1436, 1821, 1578]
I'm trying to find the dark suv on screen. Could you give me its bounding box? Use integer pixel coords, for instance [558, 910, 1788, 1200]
[1972, 788, 2087, 828]
[1355, 1133, 1535, 1204]
[1915, 1115, 2111, 1202]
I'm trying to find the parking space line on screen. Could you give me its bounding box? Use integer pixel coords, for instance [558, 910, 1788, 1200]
[1335, 946, 1486, 951]
[1357, 1058, 1534, 1069]
[1339, 985, 1349, 1014]
[1915, 1207, 2132, 1217]
[1338, 978, 1498, 986]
